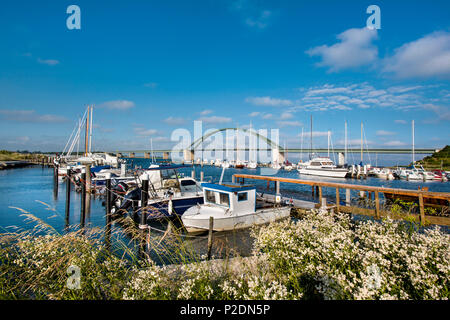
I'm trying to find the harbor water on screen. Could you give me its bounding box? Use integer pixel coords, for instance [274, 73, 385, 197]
[1, 158, 449, 262]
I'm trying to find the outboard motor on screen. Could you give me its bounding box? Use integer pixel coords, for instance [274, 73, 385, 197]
[112, 186, 141, 216]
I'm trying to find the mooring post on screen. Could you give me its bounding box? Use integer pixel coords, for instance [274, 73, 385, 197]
[232, 175, 236, 184]
[312, 185, 315, 197]
[346, 188, 351, 206]
[207, 216, 214, 260]
[65, 166, 71, 228]
[139, 174, 149, 229]
[53, 164, 59, 200]
[419, 194, 425, 225]
[336, 188, 340, 211]
[318, 186, 322, 201]
[375, 191, 380, 219]
[80, 167, 86, 228]
[105, 172, 112, 250]
[85, 164, 91, 194]
[200, 171, 204, 182]
[191, 169, 195, 179]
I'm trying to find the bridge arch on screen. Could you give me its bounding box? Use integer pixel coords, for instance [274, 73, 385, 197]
[187, 127, 281, 151]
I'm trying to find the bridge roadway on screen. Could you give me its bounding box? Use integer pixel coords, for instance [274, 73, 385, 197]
[110, 148, 435, 155]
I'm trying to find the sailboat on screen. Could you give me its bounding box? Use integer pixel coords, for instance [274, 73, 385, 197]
[58, 105, 118, 175]
[297, 116, 349, 178]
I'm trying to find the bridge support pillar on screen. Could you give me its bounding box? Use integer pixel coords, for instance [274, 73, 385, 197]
[183, 149, 194, 162]
[272, 149, 285, 164]
[338, 152, 345, 166]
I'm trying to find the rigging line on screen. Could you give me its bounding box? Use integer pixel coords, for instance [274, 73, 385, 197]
[362, 125, 372, 165]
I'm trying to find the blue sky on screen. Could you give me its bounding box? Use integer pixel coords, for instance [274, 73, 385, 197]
[0, 0, 449, 152]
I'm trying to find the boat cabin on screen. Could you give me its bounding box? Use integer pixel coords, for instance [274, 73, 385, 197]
[201, 183, 256, 215]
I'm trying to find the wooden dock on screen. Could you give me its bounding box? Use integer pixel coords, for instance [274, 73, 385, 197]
[232, 174, 450, 226]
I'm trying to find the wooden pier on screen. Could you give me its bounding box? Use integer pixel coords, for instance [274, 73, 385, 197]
[232, 174, 450, 226]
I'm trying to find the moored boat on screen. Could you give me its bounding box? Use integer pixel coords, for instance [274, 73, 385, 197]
[181, 183, 291, 233]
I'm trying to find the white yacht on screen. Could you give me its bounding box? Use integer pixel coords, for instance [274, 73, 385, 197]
[181, 183, 291, 233]
[297, 156, 349, 178]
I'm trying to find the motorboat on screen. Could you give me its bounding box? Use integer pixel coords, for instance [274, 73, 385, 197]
[181, 183, 291, 233]
[297, 156, 349, 178]
[246, 161, 258, 169]
[398, 168, 423, 180]
[111, 164, 204, 220]
[221, 160, 230, 168]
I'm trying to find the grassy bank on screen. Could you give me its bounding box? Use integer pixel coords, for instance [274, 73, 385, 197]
[0, 150, 47, 162]
[413, 145, 450, 171]
[1, 210, 448, 300]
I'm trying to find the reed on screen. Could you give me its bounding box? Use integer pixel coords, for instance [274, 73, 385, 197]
[0, 206, 449, 300]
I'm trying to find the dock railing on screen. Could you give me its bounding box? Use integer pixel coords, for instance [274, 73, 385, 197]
[232, 174, 450, 227]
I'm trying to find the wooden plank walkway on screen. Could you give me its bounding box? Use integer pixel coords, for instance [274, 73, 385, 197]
[233, 174, 450, 226]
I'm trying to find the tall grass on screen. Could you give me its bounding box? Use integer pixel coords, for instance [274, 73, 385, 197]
[0, 208, 449, 300]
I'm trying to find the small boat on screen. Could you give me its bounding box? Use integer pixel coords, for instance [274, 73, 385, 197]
[182, 183, 291, 233]
[432, 170, 448, 182]
[297, 156, 349, 178]
[221, 160, 230, 168]
[235, 160, 245, 169]
[283, 161, 295, 171]
[246, 161, 258, 169]
[398, 168, 423, 181]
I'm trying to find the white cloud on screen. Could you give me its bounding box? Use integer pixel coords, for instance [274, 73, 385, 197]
[197, 116, 232, 124]
[306, 28, 378, 72]
[134, 127, 158, 136]
[249, 111, 260, 117]
[163, 117, 185, 125]
[280, 112, 293, 120]
[383, 32, 450, 79]
[394, 119, 407, 124]
[422, 104, 450, 122]
[383, 140, 407, 147]
[199, 109, 213, 116]
[245, 10, 272, 29]
[100, 100, 135, 110]
[37, 58, 60, 66]
[0, 109, 67, 123]
[143, 82, 158, 88]
[277, 120, 302, 127]
[245, 96, 293, 107]
[376, 130, 396, 136]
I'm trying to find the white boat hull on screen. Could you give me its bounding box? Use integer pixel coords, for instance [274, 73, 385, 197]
[297, 168, 348, 178]
[182, 206, 291, 233]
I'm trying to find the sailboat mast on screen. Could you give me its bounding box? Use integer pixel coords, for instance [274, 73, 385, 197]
[85, 105, 90, 156]
[310, 115, 313, 160]
[345, 120, 347, 163]
[412, 120, 415, 164]
[89, 105, 93, 153]
[360, 121, 363, 163]
[327, 130, 330, 157]
[300, 127, 304, 163]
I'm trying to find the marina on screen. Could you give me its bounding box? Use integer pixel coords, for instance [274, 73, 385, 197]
[1, 0, 450, 304]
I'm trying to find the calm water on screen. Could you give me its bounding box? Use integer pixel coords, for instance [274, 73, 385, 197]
[0, 159, 449, 260]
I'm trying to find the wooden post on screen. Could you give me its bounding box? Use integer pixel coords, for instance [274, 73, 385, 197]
[191, 170, 195, 179]
[276, 181, 280, 195]
[375, 191, 380, 219]
[139, 174, 149, 229]
[80, 168, 86, 228]
[318, 186, 322, 202]
[200, 171, 204, 182]
[346, 188, 351, 206]
[85, 164, 91, 193]
[312, 185, 315, 197]
[419, 194, 425, 225]
[53, 165, 59, 200]
[207, 216, 214, 260]
[105, 173, 112, 250]
[232, 175, 236, 184]
[336, 188, 340, 211]
[65, 166, 71, 228]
